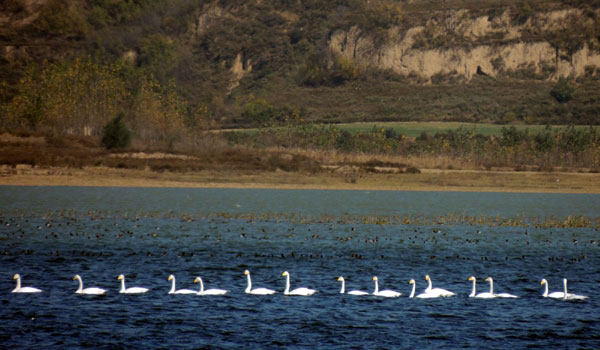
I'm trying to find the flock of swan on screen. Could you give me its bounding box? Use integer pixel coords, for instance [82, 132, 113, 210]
[11, 272, 588, 300]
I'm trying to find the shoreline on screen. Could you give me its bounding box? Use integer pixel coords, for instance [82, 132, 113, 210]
[1, 166, 599, 194]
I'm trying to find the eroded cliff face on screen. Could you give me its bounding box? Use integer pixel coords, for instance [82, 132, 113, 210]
[330, 8, 600, 83]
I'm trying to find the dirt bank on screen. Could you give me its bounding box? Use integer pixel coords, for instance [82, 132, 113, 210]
[1, 165, 599, 193]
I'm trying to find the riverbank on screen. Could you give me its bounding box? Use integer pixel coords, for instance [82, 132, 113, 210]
[1, 165, 599, 193]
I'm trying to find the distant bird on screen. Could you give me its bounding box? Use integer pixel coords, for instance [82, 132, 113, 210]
[73, 275, 106, 295]
[372, 276, 401, 297]
[468, 276, 494, 298]
[282, 271, 316, 296]
[485, 277, 518, 298]
[422, 275, 455, 298]
[167, 275, 196, 294]
[12, 274, 42, 293]
[244, 270, 276, 295]
[117, 274, 149, 294]
[337, 276, 368, 295]
[194, 276, 228, 295]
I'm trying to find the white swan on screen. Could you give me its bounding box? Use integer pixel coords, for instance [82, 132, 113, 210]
[118, 274, 149, 294]
[423, 275, 455, 297]
[194, 277, 228, 295]
[409, 279, 418, 298]
[12, 274, 42, 293]
[468, 276, 495, 298]
[541, 279, 565, 298]
[167, 274, 196, 294]
[372, 276, 402, 297]
[73, 275, 106, 295]
[337, 276, 368, 295]
[485, 277, 518, 298]
[282, 271, 317, 296]
[244, 270, 276, 295]
[562, 278, 588, 300]
[409, 279, 435, 298]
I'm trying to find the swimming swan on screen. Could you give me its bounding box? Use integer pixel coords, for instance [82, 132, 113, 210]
[12, 274, 42, 293]
[468, 276, 495, 298]
[167, 275, 196, 294]
[409, 279, 417, 298]
[540, 279, 564, 298]
[561, 278, 588, 300]
[194, 277, 228, 295]
[118, 274, 149, 294]
[485, 277, 518, 298]
[73, 275, 106, 295]
[282, 271, 316, 296]
[372, 276, 402, 297]
[337, 276, 368, 295]
[423, 275, 455, 297]
[244, 270, 276, 295]
[409, 279, 434, 298]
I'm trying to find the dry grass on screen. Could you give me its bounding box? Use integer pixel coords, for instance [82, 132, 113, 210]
[1, 132, 599, 193]
[266, 146, 486, 171]
[2, 165, 599, 193]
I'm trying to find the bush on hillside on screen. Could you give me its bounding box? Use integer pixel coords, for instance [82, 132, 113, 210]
[101, 113, 131, 149]
[550, 77, 575, 103]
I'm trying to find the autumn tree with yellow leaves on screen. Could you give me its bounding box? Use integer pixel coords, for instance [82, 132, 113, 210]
[3, 58, 127, 136]
[2, 57, 189, 149]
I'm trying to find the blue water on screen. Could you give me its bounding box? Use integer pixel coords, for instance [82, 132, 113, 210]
[1, 187, 599, 349]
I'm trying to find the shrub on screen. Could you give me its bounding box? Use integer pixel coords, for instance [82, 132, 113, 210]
[101, 113, 131, 149]
[500, 126, 528, 147]
[534, 126, 554, 153]
[405, 166, 421, 174]
[550, 78, 575, 103]
[242, 99, 276, 127]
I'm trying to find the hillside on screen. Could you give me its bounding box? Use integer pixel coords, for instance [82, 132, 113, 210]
[1, 0, 600, 140]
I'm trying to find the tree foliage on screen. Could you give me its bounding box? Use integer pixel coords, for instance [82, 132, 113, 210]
[102, 113, 131, 149]
[550, 77, 575, 103]
[3, 58, 127, 135]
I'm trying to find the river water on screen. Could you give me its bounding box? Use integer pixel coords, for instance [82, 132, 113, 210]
[1, 186, 599, 349]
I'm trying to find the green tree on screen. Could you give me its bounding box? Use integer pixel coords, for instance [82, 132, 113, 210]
[550, 77, 575, 103]
[501, 126, 529, 148]
[102, 113, 131, 149]
[242, 99, 276, 127]
[534, 125, 555, 153]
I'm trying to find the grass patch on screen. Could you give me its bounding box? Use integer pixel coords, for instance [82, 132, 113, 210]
[333, 122, 593, 138]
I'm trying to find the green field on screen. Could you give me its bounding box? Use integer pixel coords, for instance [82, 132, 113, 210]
[224, 122, 595, 138]
[335, 122, 594, 137]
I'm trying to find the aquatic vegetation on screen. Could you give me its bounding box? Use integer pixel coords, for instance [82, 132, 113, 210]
[1, 209, 599, 229]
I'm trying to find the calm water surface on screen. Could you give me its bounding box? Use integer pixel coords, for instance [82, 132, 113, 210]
[1, 187, 599, 349]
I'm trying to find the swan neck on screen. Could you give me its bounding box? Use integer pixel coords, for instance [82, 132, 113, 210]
[470, 279, 476, 297]
[563, 279, 567, 299]
[284, 274, 290, 294]
[409, 283, 415, 298]
[199, 278, 205, 293]
[245, 274, 252, 293]
[120, 278, 126, 292]
[488, 279, 494, 295]
[340, 279, 345, 294]
[427, 278, 432, 291]
[543, 282, 548, 297]
[76, 276, 83, 293]
[15, 276, 21, 290]
[373, 279, 379, 294]
[169, 277, 176, 294]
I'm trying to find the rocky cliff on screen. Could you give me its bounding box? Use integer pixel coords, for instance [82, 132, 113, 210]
[330, 8, 600, 83]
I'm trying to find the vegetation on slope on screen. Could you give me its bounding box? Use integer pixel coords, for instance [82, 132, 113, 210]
[0, 0, 599, 168]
